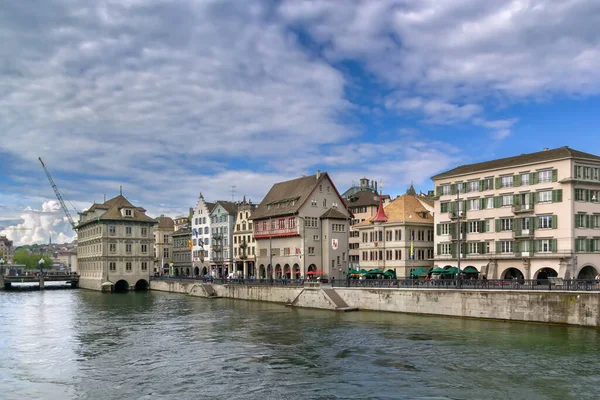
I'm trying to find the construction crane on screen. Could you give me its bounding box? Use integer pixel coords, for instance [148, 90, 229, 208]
[38, 157, 77, 231]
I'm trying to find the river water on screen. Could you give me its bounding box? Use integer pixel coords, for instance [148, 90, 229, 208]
[1, 289, 599, 400]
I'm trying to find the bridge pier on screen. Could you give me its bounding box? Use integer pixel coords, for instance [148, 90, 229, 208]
[39, 276, 45, 290]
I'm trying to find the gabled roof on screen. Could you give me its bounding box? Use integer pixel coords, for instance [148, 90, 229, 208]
[155, 215, 175, 230]
[206, 202, 216, 212]
[356, 193, 433, 227]
[213, 200, 238, 215]
[320, 208, 349, 220]
[172, 226, 191, 237]
[251, 173, 328, 220]
[345, 191, 390, 208]
[76, 195, 156, 228]
[432, 146, 600, 180]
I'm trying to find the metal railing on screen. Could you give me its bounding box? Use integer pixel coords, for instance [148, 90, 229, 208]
[332, 278, 600, 291]
[151, 276, 305, 287]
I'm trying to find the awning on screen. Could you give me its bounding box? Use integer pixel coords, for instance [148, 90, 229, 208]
[431, 267, 446, 274]
[383, 269, 396, 277]
[368, 269, 383, 274]
[410, 267, 429, 276]
[463, 266, 479, 274]
[444, 267, 459, 274]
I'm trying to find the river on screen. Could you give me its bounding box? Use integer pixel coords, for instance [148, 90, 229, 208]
[0, 289, 599, 399]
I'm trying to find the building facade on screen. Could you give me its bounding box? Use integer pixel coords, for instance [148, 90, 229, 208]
[251, 171, 351, 280]
[233, 201, 257, 278]
[153, 215, 174, 274]
[210, 201, 237, 277]
[432, 146, 600, 280]
[344, 187, 391, 268]
[355, 187, 435, 278]
[171, 225, 192, 276]
[191, 194, 215, 276]
[0, 235, 14, 263]
[76, 195, 156, 291]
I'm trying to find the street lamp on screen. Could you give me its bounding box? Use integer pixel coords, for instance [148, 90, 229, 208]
[38, 258, 45, 275]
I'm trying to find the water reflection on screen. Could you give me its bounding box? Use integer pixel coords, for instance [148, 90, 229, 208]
[0, 290, 599, 399]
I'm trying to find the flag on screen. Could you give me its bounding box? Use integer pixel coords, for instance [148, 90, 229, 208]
[198, 238, 204, 248]
[188, 239, 193, 248]
[410, 241, 414, 260]
[193, 228, 198, 237]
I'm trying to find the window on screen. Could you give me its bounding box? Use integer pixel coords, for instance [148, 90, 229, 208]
[311, 199, 317, 207]
[469, 181, 478, 193]
[575, 189, 586, 201]
[486, 197, 494, 209]
[141, 262, 147, 271]
[500, 219, 513, 231]
[537, 190, 552, 203]
[575, 214, 586, 228]
[109, 262, 116, 272]
[469, 199, 479, 210]
[440, 243, 452, 255]
[441, 185, 451, 195]
[500, 241, 513, 253]
[502, 195, 513, 207]
[140, 227, 147, 237]
[468, 221, 480, 233]
[126, 226, 132, 235]
[125, 209, 132, 216]
[521, 217, 531, 231]
[592, 215, 600, 229]
[305, 217, 318, 228]
[109, 243, 116, 253]
[313, 235, 319, 241]
[576, 238, 587, 252]
[468, 242, 479, 254]
[109, 226, 116, 235]
[575, 166, 583, 178]
[141, 244, 148, 253]
[521, 173, 530, 186]
[538, 215, 553, 229]
[482, 178, 493, 191]
[126, 244, 132, 253]
[163, 248, 169, 258]
[323, 199, 327, 207]
[539, 239, 553, 252]
[440, 202, 449, 213]
[205, 238, 209, 245]
[394, 229, 402, 241]
[126, 262, 132, 271]
[538, 170, 552, 183]
[308, 247, 315, 255]
[427, 230, 434, 241]
[501, 176, 513, 188]
[592, 190, 600, 203]
[440, 224, 450, 235]
[283, 248, 290, 256]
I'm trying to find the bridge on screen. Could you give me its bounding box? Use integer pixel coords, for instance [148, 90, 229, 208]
[1, 274, 79, 290]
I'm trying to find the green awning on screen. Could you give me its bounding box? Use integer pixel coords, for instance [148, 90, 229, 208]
[348, 269, 361, 275]
[359, 269, 369, 275]
[444, 267, 459, 274]
[383, 269, 396, 277]
[431, 267, 446, 274]
[410, 267, 429, 276]
[463, 266, 479, 274]
[368, 269, 383, 274]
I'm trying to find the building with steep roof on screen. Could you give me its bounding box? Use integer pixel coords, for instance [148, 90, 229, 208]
[171, 225, 192, 276]
[76, 194, 156, 291]
[341, 177, 379, 199]
[154, 215, 174, 274]
[209, 200, 238, 277]
[233, 200, 257, 278]
[432, 146, 600, 280]
[251, 170, 351, 280]
[191, 194, 215, 276]
[0, 235, 14, 263]
[354, 189, 434, 278]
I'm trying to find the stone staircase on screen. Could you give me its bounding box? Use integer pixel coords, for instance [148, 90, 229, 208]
[322, 289, 357, 312]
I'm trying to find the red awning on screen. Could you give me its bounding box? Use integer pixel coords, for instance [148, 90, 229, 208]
[306, 271, 317, 275]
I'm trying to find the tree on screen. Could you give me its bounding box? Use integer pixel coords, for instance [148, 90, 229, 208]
[13, 249, 53, 269]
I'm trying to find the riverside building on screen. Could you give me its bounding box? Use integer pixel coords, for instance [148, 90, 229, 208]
[191, 193, 215, 276]
[354, 186, 434, 278]
[153, 215, 174, 274]
[251, 171, 351, 280]
[232, 200, 257, 278]
[76, 194, 156, 291]
[432, 146, 600, 280]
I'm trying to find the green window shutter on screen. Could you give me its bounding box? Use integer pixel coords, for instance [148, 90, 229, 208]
[450, 243, 457, 257]
[479, 180, 484, 191]
[552, 239, 558, 253]
[513, 194, 520, 206]
[449, 202, 456, 212]
[479, 198, 485, 210]
[462, 183, 468, 193]
[585, 189, 591, 202]
[529, 217, 536, 232]
[463, 200, 468, 211]
[436, 224, 441, 236]
[514, 174, 521, 187]
[532, 172, 538, 185]
[436, 186, 442, 196]
[552, 189, 562, 203]
[533, 192, 539, 204]
[514, 241, 521, 256]
[552, 169, 558, 182]
[495, 219, 501, 232]
[533, 217, 539, 229]
[552, 215, 557, 229]
[495, 241, 501, 254]
[586, 215, 591, 228]
[535, 240, 541, 252]
[495, 177, 501, 189]
[477, 242, 483, 254]
[437, 244, 441, 255]
[478, 220, 484, 233]
[494, 196, 501, 208]
[589, 239, 595, 252]
[450, 184, 457, 195]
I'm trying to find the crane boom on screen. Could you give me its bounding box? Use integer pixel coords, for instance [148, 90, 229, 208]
[38, 157, 76, 230]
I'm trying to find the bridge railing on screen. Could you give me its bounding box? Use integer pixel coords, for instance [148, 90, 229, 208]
[331, 278, 600, 291]
[151, 276, 306, 287]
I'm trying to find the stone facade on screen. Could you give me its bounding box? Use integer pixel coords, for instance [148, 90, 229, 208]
[432, 146, 600, 280]
[153, 215, 174, 274]
[171, 225, 192, 276]
[76, 195, 156, 291]
[251, 171, 351, 280]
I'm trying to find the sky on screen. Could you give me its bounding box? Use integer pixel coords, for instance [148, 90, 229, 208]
[1, 0, 600, 246]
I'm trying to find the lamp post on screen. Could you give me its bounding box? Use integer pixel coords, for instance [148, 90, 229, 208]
[38, 258, 45, 275]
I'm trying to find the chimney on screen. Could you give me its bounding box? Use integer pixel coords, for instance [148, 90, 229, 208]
[543, 148, 549, 151]
[316, 170, 321, 180]
[120, 185, 122, 195]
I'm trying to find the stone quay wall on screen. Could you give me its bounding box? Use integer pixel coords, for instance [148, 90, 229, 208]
[149, 280, 600, 327]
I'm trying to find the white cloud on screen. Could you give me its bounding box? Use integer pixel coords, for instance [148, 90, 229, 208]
[0, 201, 76, 246]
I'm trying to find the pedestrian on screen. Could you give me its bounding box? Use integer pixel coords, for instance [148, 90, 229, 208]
[595, 273, 600, 289]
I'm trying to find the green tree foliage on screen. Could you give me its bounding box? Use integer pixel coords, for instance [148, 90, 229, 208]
[13, 249, 53, 269]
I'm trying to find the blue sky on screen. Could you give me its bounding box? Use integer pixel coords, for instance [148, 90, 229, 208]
[1, 0, 600, 245]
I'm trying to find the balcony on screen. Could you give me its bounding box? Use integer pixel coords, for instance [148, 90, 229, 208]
[448, 211, 465, 220]
[513, 228, 534, 239]
[253, 226, 300, 239]
[512, 204, 535, 214]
